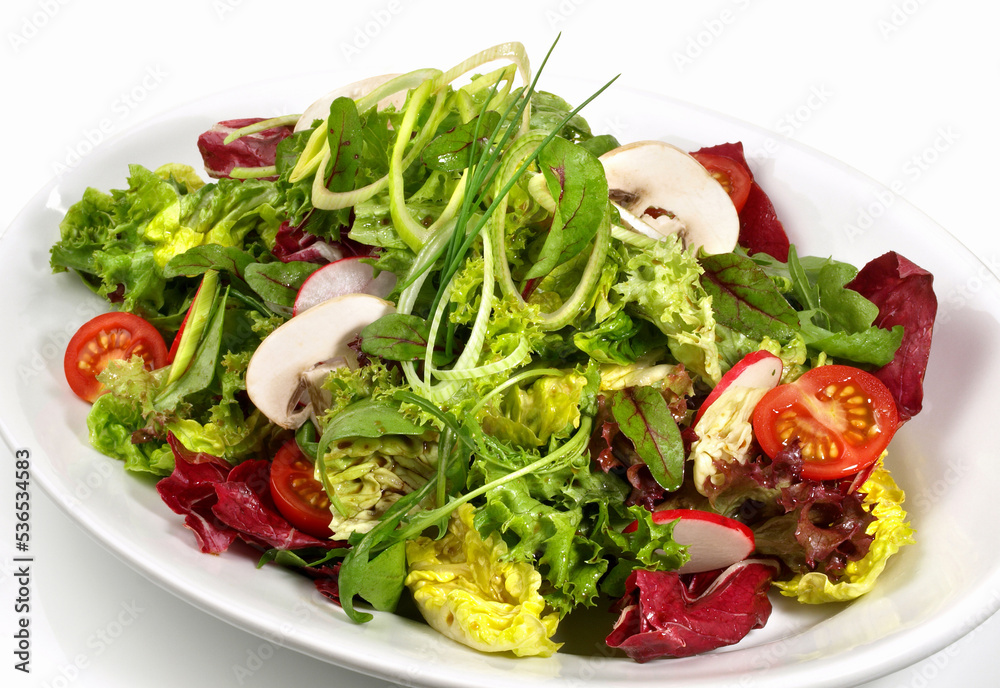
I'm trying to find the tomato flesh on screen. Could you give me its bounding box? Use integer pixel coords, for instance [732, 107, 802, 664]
[691, 152, 752, 213]
[752, 365, 899, 481]
[269, 439, 334, 539]
[64, 312, 168, 403]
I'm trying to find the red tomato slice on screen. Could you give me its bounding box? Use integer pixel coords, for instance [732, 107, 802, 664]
[64, 312, 168, 403]
[269, 440, 334, 539]
[752, 365, 899, 481]
[691, 152, 752, 213]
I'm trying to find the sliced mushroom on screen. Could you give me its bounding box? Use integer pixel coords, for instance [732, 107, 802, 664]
[246, 293, 395, 429]
[294, 73, 406, 132]
[600, 140, 740, 254]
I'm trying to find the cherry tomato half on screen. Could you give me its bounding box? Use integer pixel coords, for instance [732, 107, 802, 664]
[63, 312, 168, 403]
[269, 439, 334, 539]
[691, 152, 752, 213]
[752, 365, 899, 481]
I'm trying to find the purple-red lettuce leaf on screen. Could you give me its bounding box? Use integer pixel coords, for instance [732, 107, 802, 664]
[197, 118, 293, 180]
[606, 561, 776, 661]
[846, 251, 937, 422]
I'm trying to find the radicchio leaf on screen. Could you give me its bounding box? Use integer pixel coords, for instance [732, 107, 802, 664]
[211, 459, 334, 551]
[197, 118, 293, 180]
[846, 251, 936, 422]
[155, 441, 339, 555]
[606, 561, 776, 661]
[271, 221, 373, 264]
[155, 449, 236, 554]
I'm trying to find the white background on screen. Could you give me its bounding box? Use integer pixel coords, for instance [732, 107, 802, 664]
[1, 1, 997, 686]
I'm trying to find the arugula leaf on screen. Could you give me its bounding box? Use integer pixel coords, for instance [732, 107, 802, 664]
[525, 137, 608, 280]
[700, 251, 799, 341]
[607, 386, 684, 491]
[799, 319, 904, 366]
[816, 261, 879, 333]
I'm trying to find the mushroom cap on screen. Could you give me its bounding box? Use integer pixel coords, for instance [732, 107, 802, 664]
[294, 73, 406, 132]
[600, 140, 740, 254]
[246, 293, 395, 429]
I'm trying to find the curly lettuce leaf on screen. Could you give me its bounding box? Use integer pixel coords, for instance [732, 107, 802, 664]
[87, 393, 174, 475]
[613, 235, 721, 383]
[50, 164, 281, 319]
[405, 503, 561, 658]
[479, 370, 587, 448]
[774, 460, 914, 603]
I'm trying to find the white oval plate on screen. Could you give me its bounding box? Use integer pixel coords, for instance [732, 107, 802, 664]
[3, 73, 999, 688]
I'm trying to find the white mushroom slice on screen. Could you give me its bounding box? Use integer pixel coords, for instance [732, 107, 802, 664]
[294, 74, 406, 132]
[246, 294, 395, 429]
[599, 140, 740, 255]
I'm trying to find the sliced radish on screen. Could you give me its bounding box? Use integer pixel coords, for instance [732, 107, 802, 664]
[292, 257, 397, 316]
[693, 350, 783, 426]
[626, 509, 756, 574]
[294, 74, 404, 133]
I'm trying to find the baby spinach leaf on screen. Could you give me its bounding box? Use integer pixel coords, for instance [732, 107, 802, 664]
[154, 286, 229, 412]
[319, 398, 428, 443]
[360, 313, 453, 365]
[525, 136, 608, 280]
[700, 252, 799, 341]
[244, 261, 317, 309]
[422, 111, 502, 172]
[607, 386, 684, 492]
[164, 244, 255, 284]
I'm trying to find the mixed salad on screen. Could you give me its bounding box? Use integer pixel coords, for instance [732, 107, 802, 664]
[51, 42, 937, 661]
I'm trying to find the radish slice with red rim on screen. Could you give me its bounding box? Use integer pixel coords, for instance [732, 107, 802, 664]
[625, 509, 755, 574]
[293, 257, 397, 316]
[693, 350, 783, 426]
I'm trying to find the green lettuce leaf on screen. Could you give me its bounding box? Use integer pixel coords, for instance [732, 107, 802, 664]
[405, 503, 562, 657]
[86, 393, 174, 475]
[50, 164, 281, 320]
[613, 235, 722, 383]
